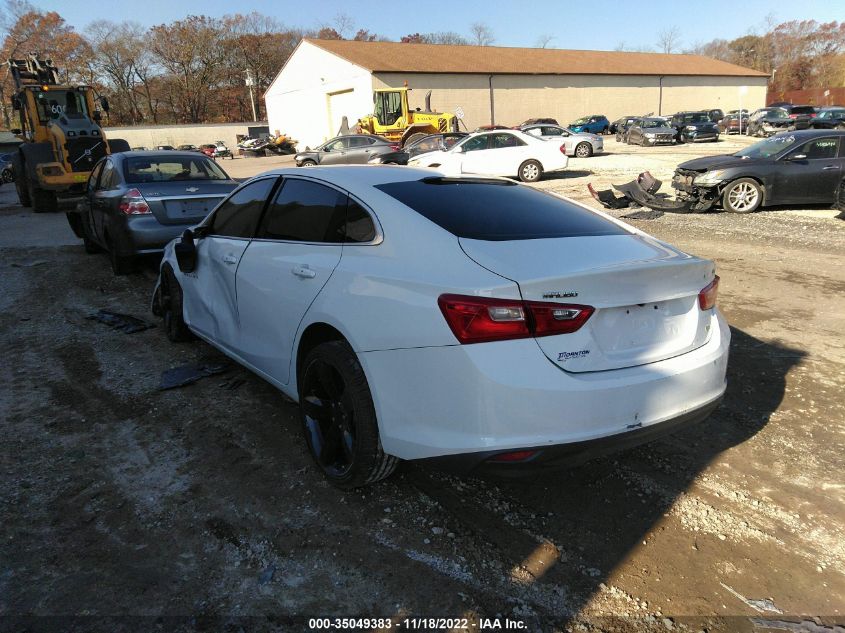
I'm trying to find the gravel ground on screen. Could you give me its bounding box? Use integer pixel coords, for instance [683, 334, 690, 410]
[1, 138, 844, 632]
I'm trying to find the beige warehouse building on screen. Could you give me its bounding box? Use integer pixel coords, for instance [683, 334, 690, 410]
[265, 39, 769, 149]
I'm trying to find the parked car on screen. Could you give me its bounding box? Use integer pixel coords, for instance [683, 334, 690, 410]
[130, 146, 149, 151]
[669, 112, 720, 143]
[72, 151, 238, 274]
[745, 108, 792, 137]
[296, 135, 399, 167]
[624, 118, 677, 146]
[670, 130, 844, 213]
[156, 145, 176, 151]
[367, 133, 467, 165]
[781, 104, 816, 129]
[717, 113, 749, 134]
[0, 153, 14, 183]
[810, 107, 845, 130]
[519, 117, 559, 127]
[707, 109, 725, 122]
[609, 116, 637, 135]
[177, 144, 202, 152]
[520, 124, 603, 157]
[569, 115, 610, 135]
[152, 166, 729, 487]
[473, 124, 511, 132]
[200, 144, 217, 157]
[613, 116, 640, 141]
[409, 130, 568, 182]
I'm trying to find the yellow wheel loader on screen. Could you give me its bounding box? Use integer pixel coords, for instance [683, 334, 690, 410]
[6, 55, 129, 230]
[356, 87, 459, 147]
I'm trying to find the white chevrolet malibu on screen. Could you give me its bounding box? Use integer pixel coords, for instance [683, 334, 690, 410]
[408, 129, 568, 182]
[153, 166, 729, 489]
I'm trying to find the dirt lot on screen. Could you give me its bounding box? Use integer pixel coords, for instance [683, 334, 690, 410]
[1, 138, 844, 633]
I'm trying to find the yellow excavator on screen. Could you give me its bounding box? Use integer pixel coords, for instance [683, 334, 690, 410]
[7, 55, 129, 218]
[356, 87, 460, 147]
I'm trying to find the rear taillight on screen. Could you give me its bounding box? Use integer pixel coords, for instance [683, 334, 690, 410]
[438, 294, 593, 344]
[119, 188, 150, 215]
[560, 144, 567, 154]
[699, 275, 720, 310]
[489, 450, 539, 463]
[391, 143, 401, 150]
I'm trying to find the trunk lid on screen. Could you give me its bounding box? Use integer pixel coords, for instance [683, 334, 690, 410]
[459, 234, 716, 373]
[134, 181, 235, 226]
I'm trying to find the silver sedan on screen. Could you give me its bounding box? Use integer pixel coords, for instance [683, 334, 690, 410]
[520, 124, 604, 158]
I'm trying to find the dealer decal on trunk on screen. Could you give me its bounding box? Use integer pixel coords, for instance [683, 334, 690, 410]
[558, 350, 590, 361]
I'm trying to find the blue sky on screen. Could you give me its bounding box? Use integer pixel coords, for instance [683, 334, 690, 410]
[39, 0, 842, 51]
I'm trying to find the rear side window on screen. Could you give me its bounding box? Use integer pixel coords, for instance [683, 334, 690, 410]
[375, 178, 628, 241]
[258, 178, 347, 242]
[210, 177, 277, 238]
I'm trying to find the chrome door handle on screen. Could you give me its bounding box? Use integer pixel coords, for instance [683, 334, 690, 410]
[292, 265, 316, 279]
[822, 165, 839, 171]
[222, 254, 238, 265]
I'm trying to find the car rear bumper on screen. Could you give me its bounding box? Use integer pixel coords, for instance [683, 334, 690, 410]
[358, 310, 730, 461]
[419, 393, 723, 476]
[124, 216, 196, 255]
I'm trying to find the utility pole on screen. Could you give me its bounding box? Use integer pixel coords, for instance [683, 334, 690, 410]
[245, 69, 258, 122]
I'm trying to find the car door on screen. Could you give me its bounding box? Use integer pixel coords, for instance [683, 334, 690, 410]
[80, 160, 105, 242]
[541, 126, 571, 153]
[180, 176, 278, 347]
[234, 177, 349, 384]
[772, 137, 841, 203]
[452, 134, 491, 174]
[91, 159, 124, 243]
[345, 136, 380, 163]
[318, 138, 349, 165]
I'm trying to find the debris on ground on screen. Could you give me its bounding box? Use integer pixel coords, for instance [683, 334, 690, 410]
[621, 209, 665, 220]
[158, 361, 231, 391]
[87, 309, 156, 334]
[721, 582, 784, 614]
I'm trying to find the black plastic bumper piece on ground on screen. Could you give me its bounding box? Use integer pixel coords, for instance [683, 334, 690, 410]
[416, 396, 723, 478]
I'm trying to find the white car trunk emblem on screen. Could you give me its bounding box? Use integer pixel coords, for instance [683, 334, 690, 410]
[185, 187, 199, 193]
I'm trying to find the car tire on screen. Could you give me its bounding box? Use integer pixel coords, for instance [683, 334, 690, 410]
[107, 233, 135, 276]
[300, 160, 316, 167]
[722, 178, 762, 214]
[81, 215, 101, 254]
[161, 266, 193, 342]
[574, 142, 593, 158]
[518, 159, 543, 182]
[31, 187, 57, 213]
[299, 340, 398, 489]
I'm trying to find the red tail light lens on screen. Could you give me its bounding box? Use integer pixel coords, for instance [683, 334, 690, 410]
[390, 144, 401, 151]
[489, 450, 539, 462]
[560, 144, 567, 154]
[438, 294, 593, 344]
[699, 275, 720, 310]
[119, 188, 150, 215]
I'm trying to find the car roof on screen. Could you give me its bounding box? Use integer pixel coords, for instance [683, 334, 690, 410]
[775, 129, 845, 139]
[254, 165, 439, 190]
[112, 151, 216, 160]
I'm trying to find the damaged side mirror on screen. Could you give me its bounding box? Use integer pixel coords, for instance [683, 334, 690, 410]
[175, 229, 197, 273]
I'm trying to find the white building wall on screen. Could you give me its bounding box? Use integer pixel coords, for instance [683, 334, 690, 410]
[264, 41, 374, 150]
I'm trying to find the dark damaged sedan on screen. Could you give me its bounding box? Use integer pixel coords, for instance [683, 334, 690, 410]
[671, 130, 845, 213]
[71, 152, 238, 274]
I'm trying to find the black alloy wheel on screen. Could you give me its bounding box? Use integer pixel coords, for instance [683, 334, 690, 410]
[300, 341, 397, 488]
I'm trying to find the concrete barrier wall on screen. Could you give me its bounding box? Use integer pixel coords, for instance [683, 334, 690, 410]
[102, 122, 267, 151]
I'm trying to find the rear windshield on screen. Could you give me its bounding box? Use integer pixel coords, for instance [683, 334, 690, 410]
[790, 106, 815, 114]
[375, 178, 628, 241]
[124, 156, 229, 183]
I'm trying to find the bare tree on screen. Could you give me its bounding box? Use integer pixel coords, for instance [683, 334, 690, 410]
[332, 12, 355, 39]
[657, 26, 681, 53]
[425, 31, 469, 45]
[535, 34, 555, 49]
[469, 22, 495, 46]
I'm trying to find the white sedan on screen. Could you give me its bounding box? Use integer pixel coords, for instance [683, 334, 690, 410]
[153, 166, 730, 489]
[408, 129, 568, 182]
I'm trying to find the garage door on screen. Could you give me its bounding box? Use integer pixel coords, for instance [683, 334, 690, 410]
[327, 90, 358, 137]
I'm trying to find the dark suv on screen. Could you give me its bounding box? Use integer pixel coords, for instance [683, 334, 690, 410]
[669, 111, 720, 143]
[782, 105, 816, 130]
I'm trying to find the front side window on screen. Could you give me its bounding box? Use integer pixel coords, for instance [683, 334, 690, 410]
[258, 179, 347, 243]
[98, 160, 117, 190]
[375, 92, 403, 126]
[88, 161, 105, 192]
[322, 139, 346, 152]
[457, 136, 489, 153]
[542, 127, 564, 136]
[792, 138, 838, 160]
[210, 177, 277, 238]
